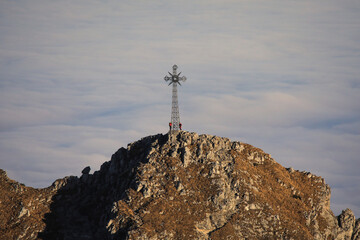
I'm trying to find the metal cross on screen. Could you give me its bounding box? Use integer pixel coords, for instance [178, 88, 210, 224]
[164, 65, 187, 131]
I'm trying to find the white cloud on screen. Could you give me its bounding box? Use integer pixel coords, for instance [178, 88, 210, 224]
[0, 125, 127, 186]
[0, 0, 359, 217]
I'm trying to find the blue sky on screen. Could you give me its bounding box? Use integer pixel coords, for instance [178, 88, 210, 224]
[0, 0, 359, 217]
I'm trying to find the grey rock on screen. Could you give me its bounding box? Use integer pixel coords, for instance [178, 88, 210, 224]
[81, 166, 91, 175]
[335, 208, 356, 240]
[339, 209, 355, 231]
[353, 219, 360, 240]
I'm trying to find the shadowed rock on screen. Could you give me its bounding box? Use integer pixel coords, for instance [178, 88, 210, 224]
[0, 132, 359, 239]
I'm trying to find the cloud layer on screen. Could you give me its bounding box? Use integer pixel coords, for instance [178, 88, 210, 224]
[1, 0, 359, 217]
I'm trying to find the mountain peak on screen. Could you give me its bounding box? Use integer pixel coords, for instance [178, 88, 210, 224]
[1, 131, 359, 239]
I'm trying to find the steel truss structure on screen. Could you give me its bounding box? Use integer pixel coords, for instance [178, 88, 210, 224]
[164, 65, 187, 131]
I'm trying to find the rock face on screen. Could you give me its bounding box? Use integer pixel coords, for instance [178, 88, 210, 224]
[0, 131, 359, 239]
[0, 169, 54, 239]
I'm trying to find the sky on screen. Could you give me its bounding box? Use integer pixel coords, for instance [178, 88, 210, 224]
[0, 0, 359, 217]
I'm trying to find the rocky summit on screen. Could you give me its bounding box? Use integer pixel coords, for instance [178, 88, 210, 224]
[1, 131, 359, 240]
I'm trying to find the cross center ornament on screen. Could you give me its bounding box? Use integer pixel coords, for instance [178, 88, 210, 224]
[164, 65, 187, 131]
[164, 64, 187, 86]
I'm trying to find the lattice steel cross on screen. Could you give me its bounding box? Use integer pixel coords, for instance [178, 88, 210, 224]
[164, 64, 187, 131]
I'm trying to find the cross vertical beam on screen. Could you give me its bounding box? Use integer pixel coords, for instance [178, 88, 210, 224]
[171, 82, 180, 130]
